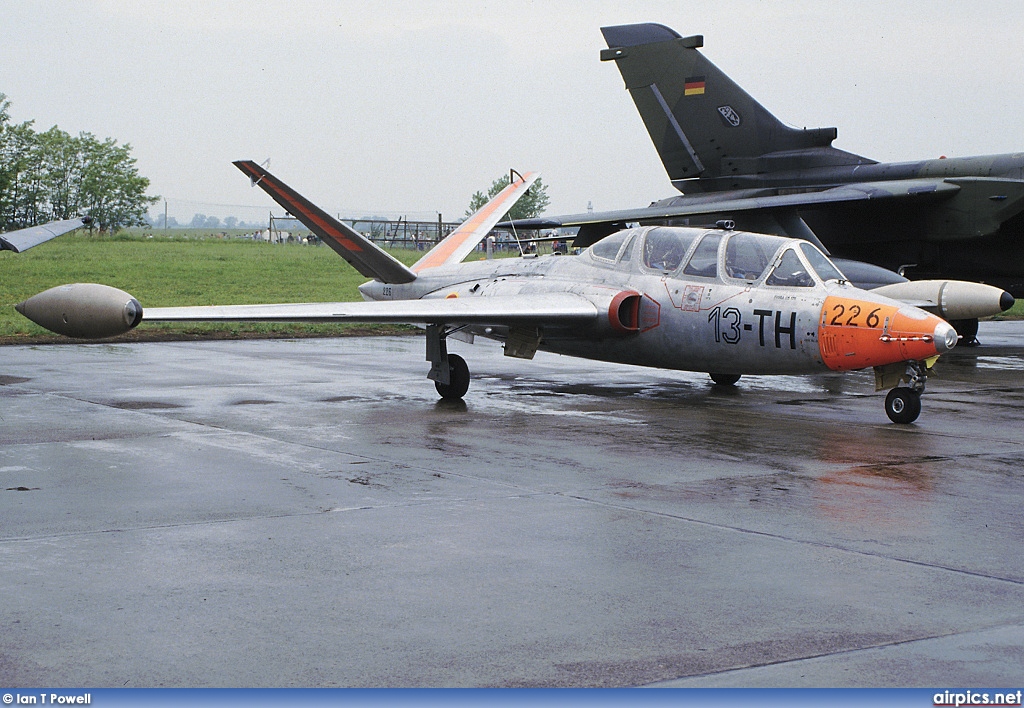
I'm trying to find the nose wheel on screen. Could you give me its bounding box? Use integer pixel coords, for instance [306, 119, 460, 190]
[884, 387, 921, 424]
[882, 360, 929, 424]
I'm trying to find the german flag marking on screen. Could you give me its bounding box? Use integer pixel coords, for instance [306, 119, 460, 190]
[684, 76, 706, 96]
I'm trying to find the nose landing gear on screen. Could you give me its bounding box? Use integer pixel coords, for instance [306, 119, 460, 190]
[884, 387, 922, 424]
[882, 359, 929, 424]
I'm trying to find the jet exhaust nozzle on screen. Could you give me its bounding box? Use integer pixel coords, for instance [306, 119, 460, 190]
[16, 283, 143, 339]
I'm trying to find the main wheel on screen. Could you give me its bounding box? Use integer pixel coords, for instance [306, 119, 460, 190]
[885, 387, 921, 424]
[710, 373, 741, 386]
[949, 318, 979, 346]
[434, 353, 470, 400]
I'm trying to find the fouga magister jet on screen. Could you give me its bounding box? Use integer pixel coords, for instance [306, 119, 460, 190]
[18, 161, 961, 423]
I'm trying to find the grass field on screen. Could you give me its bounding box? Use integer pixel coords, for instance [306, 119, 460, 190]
[989, 303, 1024, 319]
[3, 230, 1021, 343]
[1, 232, 423, 342]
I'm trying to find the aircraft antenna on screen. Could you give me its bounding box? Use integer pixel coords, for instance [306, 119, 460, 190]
[508, 212, 525, 257]
[249, 158, 271, 187]
[508, 168, 527, 256]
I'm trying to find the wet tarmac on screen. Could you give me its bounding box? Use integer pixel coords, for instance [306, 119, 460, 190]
[1, 322, 1023, 687]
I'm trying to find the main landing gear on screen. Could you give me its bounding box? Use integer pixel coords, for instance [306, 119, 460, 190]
[949, 318, 980, 346]
[883, 359, 929, 424]
[709, 373, 741, 386]
[426, 323, 471, 400]
[434, 353, 470, 400]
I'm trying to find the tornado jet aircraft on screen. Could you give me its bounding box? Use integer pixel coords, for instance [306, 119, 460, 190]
[18, 161, 973, 424]
[505, 22, 1021, 339]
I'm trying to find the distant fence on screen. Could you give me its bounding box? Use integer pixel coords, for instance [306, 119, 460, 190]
[264, 215, 538, 252]
[350, 216, 456, 250]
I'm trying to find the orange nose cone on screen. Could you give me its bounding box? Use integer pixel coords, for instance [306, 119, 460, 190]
[819, 295, 955, 372]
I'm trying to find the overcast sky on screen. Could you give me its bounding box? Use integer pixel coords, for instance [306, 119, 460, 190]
[2, 0, 1023, 223]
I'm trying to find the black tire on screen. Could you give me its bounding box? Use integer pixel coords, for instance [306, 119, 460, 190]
[949, 318, 979, 346]
[434, 353, 470, 400]
[885, 387, 921, 424]
[710, 373, 741, 386]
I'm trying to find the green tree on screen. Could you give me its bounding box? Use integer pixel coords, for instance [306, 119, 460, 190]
[38, 125, 81, 220]
[0, 93, 12, 224]
[76, 131, 158, 231]
[0, 93, 158, 232]
[0, 93, 41, 230]
[465, 173, 550, 221]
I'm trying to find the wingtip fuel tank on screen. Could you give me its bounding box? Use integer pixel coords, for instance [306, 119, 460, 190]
[871, 279, 1014, 321]
[16, 283, 143, 339]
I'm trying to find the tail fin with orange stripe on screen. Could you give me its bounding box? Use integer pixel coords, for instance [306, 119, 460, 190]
[234, 160, 417, 284]
[412, 171, 540, 273]
[235, 161, 539, 283]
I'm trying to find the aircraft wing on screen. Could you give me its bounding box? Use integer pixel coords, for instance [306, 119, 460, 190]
[0, 216, 92, 253]
[142, 292, 599, 326]
[504, 179, 962, 235]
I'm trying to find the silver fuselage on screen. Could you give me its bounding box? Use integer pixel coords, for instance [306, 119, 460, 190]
[360, 227, 944, 377]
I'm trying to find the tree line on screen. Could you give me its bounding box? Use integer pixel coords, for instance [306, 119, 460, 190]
[466, 173, 550, 220]
[0, 92, 157, 232]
